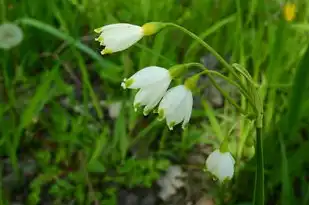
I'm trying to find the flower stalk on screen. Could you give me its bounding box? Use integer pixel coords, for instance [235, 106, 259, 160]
[253, 124, 264, 205]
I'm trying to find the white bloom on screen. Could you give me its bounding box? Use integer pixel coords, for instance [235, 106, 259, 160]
[121, 66, 172, 115]
[0, 23, 23, 50]
[158, 85, 193, 130]
[205, 149, 235, 182]
[94, 23, 144, 54]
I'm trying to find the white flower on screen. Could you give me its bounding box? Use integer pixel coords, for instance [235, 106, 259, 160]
[121, 66, 172, 115]
[205, 149, 235, 182]
[0, 23, 23, 50]
[158, 85, 193, 130]
[94, 23, 144, 55]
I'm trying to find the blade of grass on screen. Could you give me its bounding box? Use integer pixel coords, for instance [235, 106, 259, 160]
[149, 30, 168, 65]
[16, 18, 121, 82]
[17, 67, 59, 135]
[0, 0, 5, 22]
[253, 126, 264, 205]
[185, 14, 236, 61]
[74, 52, 103, 119]
[113, 103, 128, 160]
[89, 127, 108, 162]
[278, 133, 294, 205]
[201, 100, 224, 142]
[283, 42, 309, 139]
[11, 67, 59, 174]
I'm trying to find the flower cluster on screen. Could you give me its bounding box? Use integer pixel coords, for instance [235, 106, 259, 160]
[94, 22, 193, 130]
[94, 22, 236, 182]
[121, 66, 193, 130]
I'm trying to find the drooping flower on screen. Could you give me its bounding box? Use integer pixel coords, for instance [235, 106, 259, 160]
[94, 22, 165, 55]
[121, 66, 172, 115]
[158, 85, 193, 130]
[205, 149, 235, 183]
[0, 23, 23, 50]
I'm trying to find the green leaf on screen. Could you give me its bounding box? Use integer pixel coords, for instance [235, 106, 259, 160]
[114, 103, 128, 159]
[56, 179, 75, 190]
[87, 159, 106, 173]
[279, 133, 294, 205]
[283, 42, 309, 139]
[17, 18, 121, 82]
[19, 68, 59, 132]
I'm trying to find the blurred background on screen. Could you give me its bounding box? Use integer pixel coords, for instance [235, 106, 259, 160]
[1, 0, 309, 204]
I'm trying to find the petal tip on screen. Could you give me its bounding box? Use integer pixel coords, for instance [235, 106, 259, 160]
[168, 121, 176, 130]
[101, 48, 112, 55]
[121, 82, 127, 89]
[94, 27, 103, 33]
[181, 123, 188, 130]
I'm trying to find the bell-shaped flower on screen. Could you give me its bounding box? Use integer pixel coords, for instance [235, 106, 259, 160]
[158, 85, 193, 130]
[121, 66, 172, 115]
[205, 149, 235, 183]
[94, 22, 165, 55]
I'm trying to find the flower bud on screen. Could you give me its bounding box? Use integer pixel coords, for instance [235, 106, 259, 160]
[141, 22, 166, 36]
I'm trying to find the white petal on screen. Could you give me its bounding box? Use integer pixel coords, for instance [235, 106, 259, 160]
[103, 31, 142, 52]
[159, 85, 187, 110]
[134, 87, 153, 107]
[206, 150, 235, 182]
[159, 85, 190, 129]
[100, 23, 137, 32]
[97, 23, 143, 53]
[217, 154, 235, 181]
[133, 79, 170, 115]
[143, 81, 170, 115]
[227, 152, 236, 165]
[127, 66, 171, 89]
[182, 89, 193, 129]
[206, 149, 220, 172]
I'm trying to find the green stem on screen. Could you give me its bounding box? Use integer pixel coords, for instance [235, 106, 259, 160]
[0, 0, 5, 23]
[219, 183, 226, 205]
[185, 62, 256, 114]
[253, 125, 264, 205]
[207, 74, 246, 115]
[165, 23, 257, 112]
[165, 23, 239, 80]
[207, 70, 253, 105]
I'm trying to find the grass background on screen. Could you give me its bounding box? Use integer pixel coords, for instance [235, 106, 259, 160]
[1, 0, 309, 204]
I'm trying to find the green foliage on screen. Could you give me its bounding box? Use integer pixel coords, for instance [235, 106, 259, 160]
[1, 0, 309, 204]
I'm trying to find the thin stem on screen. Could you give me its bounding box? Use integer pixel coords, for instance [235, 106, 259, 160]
[253, 125, 264, 205]
[165, 23, 239, 80]
[166, 23, 257, 112]
[207, 70, 252, 104]
[186, 62, 257, 113]
[207, 74, 247, 115]
[0, 0, 6, 23]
